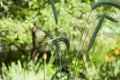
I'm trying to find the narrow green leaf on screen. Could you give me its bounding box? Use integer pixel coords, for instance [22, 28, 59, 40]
[53, 41, 61, 54]
[105, 15, 119, 22]
[96, 14, 119, 22]
[87, 16, 104, 51]
[50, 0, 58, 24]
[44, 37, 69, 55]
[42, 29, 54, 39]
[92, 1, 120, 10]
[42, 30, 60, 53]
[51, 37, 70, 50]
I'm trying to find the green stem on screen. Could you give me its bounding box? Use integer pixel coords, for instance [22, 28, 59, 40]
[44, 60, 46, 80]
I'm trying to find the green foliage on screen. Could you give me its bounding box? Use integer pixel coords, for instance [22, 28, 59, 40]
[0, 0, 120, 80]
[100, 54, 120, 80]
[88, 13, 119, 51]
[2, 60, 55, 80]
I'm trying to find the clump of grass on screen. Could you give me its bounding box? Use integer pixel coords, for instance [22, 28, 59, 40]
[50, 0, 120, 79]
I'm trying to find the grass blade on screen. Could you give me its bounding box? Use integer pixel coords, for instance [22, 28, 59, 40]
[50, 0, 58, 24]
[96, 14, 119, 22]
[87, 15, 104, 51]
[44, 37, 69, 55]
[42, 29, 54, 39]
[51, 37, 70, 50]
[92, 0, 120, 10]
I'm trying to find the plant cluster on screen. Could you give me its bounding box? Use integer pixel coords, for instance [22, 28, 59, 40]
[0, 0, 120, 80]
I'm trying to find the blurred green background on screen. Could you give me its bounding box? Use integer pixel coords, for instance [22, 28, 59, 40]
[0, 0, 120, 80]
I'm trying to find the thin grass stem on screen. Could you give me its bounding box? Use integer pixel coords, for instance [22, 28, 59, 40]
[72, 11, 92, 80]
[44, 60, 46, 80]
